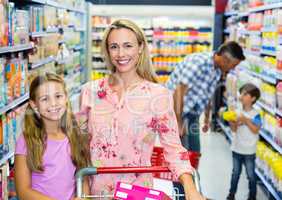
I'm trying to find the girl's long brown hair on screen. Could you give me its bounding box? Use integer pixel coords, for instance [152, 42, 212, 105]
[24, 73, 91, 172]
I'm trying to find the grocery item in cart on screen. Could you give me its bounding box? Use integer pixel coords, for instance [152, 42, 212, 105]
[114, 182, 171, 200]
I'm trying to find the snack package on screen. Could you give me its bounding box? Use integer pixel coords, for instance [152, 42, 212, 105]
[114, 182, 171, 200]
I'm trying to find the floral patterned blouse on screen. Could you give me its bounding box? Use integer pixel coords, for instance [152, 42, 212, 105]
[78, 77, 193, 196]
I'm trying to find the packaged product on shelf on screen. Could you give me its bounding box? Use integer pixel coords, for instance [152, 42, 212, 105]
[277, 82, 282, 110]
[41, 34, 59, 57]
[29, 6, 44, 33]
[2, 114, 8, 154]
[260, 82, 276, 108]
[276, 116, 282, 147]
[43, 6, 57, 31]
[0, 57, 5, 108]
[8, 168, 17, 199]
[14, 10, 29, 45]
[0, 163, 9, 200]
[263, 113, 277, 136]
[256, 142, 282, 196]
[0, 117, 3, 155]
[5, 54, 16, 104]
[57, 9, 70, 28]
[0, 0, 8, 47]
[92, 16, 111, 27]
[7, 112, 15, 154]
[7, 2, 15, 46]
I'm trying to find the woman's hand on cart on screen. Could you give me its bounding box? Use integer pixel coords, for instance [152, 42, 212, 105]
[185, 190, 206, 200]
[180, 173, 206, 200]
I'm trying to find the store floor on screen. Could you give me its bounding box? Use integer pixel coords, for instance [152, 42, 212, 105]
[199, 131, 269, 200]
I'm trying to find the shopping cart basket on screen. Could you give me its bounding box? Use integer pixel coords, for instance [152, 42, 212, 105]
[151, 146, 201, 181]
[75, 166, 200, 199]
[76, 146, 201, 199]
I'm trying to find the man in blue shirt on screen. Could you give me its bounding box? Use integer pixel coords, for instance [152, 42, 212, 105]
[166, 41, 245, 154]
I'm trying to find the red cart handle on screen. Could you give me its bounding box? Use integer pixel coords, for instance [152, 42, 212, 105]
[97, 166, 170, 174]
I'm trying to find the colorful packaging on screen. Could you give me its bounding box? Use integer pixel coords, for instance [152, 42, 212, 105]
[2, 114, 8, 153]
[14, 10, 29, 45]
[277, 82, 282, 110]
[114, 182, 171, 200]
[0, 57, 5, 108]
[7, 2, 15, 46]
[0, 117, 3, 154]
[0, 0, 8, 47]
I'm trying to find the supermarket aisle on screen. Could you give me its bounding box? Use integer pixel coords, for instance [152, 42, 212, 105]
[198, 132, 269, 200]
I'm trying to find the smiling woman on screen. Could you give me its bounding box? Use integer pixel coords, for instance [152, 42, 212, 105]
[78, 19, 206, 200]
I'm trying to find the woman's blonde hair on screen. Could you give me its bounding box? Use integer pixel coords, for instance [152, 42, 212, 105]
[101, 19, 157, 83]
[24, 73, 91, 172]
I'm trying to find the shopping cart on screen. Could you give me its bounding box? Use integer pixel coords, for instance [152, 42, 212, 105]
[76, 166, 200, 199]
[76, 147, 201, 199]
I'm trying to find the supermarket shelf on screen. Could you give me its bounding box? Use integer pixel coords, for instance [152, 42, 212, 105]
[45, 0, 86, 13]
[93, 68, 110, 74]
[0, 43, 33, 54]
[276, 71, 282, 80]
[277, 109, 282, 117]
[261, 27, 278, 32]
[244, 49, 261, 57]
[92, 37, 103, 41]
[70, 45, 84, 51]
[249, 2, 282, 13]
[255, 169, 282, 200]
[30, 56, 55, 70]
[29, 0, 46, 3]
[0, 152, 14, 166]
[238, 12, 249, 17]
[151, 53, 187, 57]
[261, 49, 276, 57]
[237, 29, 249, 35]
[46, 27, 59, 33]
[93, 25, 108, 29]
[30, 31, 47, 37]
[255, 100, 282, 117]
[75, 27, 86, 32]
[217, 118, 232, 142]
[93, 53, 103, 58]
[260, 129, 282, 154]
[247, 30, 261, 35]
[246, 70, 276, 85]
[224, 11, 238, 16]
[0, 93, 29, 115]
[256, 101, 276, 115]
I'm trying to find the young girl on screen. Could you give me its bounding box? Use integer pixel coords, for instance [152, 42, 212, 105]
[79, 19, 205, 200]
[15, 73, 91, 200]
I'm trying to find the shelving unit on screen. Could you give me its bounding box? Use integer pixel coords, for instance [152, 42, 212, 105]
[0, 152, 14, 167]
[30, 56, 55, 70]
[0, 1, 88, 198]
[219, 1, 282, 198]
[259, 129, 282, 154]
[0, 93, 29, 116]
[255, 169, 282, 200]
[0, 43, 33, 54]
